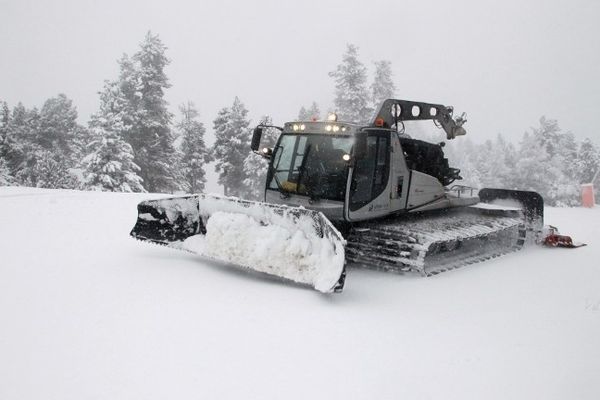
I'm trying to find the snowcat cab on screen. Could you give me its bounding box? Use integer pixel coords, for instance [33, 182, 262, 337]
[251, 100, 476, 223]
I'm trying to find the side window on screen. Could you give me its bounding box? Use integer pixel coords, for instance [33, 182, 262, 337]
[349, 137, 377, 209]
[373, 136, 389, 193]
[350, 133, 390, 211]
[269, 135, 296, 189]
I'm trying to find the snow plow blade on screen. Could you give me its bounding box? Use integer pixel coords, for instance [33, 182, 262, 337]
[130, 194, 346, 293]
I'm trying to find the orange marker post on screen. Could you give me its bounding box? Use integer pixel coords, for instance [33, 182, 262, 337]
[581, 184, 595, 208]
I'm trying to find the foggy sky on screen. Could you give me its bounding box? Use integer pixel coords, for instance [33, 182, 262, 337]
[1, 0, 599, 145]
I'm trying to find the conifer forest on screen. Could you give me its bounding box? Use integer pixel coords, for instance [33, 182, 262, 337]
[1, 35, 598, 206]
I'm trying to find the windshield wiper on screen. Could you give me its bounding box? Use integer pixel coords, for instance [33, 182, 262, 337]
[296, 144, 322, 201]
[271, 144, 284, 168]
[272, 171, 290, 198]
[296, 144, 311, 193]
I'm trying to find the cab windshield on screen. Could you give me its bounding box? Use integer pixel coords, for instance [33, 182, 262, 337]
[268, 134, 353, 201]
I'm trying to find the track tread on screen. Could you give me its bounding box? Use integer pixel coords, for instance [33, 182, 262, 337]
[345, 209, 528, 276]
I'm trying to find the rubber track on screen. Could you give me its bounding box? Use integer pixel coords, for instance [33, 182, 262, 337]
[345, 209, 527, 276]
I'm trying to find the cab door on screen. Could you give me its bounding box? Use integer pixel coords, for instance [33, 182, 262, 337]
[346, 130, 391, 221]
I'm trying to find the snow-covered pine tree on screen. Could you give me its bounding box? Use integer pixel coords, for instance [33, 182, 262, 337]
[89, 33, 178, 193]
[213, 97, 252, 197]
[242, 115, 279, 200]
[469, 133, 518, 188]
[0, 101, 8, 125]
[38, 94, 79, 158]
[84, 73, 145, 192]
[8, 103, 34, 169]
[37, 94, 90, 188]
[19, 150, 79, 189]
[10, 104, 44, 186]
[532, 116, 562, 158]
[576, 138, 600, 184]
[307, 102, 321, 121]
[177, 102, 211, 193]
[114, 54, 140, 139]
[530, 117, 579, 205]
[443, 137, 483, 188]
[469, 139, 496, 187]
[0, 101, 9, 141]
[370, 60, 395, 110]
[557, 131, 579, 182]
[0, 158, 14, 186]
[0, 101, 16, 186]
[7, 103, 35, 151]
[3, 99, 85, 189]
[493, 133, 518, 188]
[130, 32, 179, 193]
[0, 101, 16, 179]
[297, 106, 308, 121]
[82, 126, 145, 192]
[513, 128, 579, 206]
[297, 102, 321, 121]
[329, 44, 372, 123]
[512, 132, 554, 195]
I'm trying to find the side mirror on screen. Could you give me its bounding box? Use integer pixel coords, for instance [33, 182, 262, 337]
[353, 131, 368, 160]
[251, 126, 263, 152]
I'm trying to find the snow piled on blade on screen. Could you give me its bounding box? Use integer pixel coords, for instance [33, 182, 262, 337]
[182, 211, 344, 292]
[179, 195, 346, 293]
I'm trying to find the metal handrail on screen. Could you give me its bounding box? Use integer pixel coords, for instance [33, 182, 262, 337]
[449, 185, 477, 198]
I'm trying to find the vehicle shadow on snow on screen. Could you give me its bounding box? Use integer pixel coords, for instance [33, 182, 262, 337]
[131, 244, 427, 301]
[323, 267, 425, 304]
[135, 247, 313, 293]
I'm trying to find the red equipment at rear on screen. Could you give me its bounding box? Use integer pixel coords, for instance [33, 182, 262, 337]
[542, 226, 586, 248]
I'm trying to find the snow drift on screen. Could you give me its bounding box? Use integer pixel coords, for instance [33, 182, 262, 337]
[1, 187, 599, 400]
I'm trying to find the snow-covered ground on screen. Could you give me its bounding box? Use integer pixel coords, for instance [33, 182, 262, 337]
[1, 187, 599, 400]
